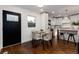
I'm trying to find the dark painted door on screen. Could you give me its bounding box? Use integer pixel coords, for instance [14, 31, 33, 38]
[3, 10, 21, 47]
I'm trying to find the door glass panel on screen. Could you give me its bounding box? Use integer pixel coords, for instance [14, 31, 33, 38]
[7, 14, 19, 22]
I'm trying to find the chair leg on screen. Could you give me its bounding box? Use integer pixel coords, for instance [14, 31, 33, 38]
[42, 40, 45, 50]
[46, 41, 48, 49]
[32, 40, 36, 48]
[49, 41, 51, 48]
[63, 35, 65, 43]
[50, 39, 52, 46]
[38, 39, 41, 47]
[46, 41, 50, 49]
[67, 35, 70, 43]
[32, 39, 34, 48]
[72, 35, 76, 46]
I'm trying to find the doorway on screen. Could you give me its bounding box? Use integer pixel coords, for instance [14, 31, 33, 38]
[3, 10, 21, 47]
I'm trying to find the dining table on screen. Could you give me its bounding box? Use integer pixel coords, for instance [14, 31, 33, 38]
[32, 31, 49, 49]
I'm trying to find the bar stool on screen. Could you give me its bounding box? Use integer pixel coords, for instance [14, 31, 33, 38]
[60, 32, 65, 41]
[67, 33, 76, 46]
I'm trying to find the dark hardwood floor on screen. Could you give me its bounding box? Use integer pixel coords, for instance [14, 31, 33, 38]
[1, 39, 77, 54]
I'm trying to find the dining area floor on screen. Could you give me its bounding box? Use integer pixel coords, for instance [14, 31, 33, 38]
[1, 39, 77, 54]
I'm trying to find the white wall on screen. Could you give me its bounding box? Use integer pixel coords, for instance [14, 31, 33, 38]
[0, 5, 42, 49]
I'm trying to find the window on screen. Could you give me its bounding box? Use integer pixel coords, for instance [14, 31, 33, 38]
[7, 14, 19, 22]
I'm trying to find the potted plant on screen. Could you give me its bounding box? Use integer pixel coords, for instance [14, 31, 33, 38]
[72, 21, 79, 29]
[72, 21, 79, 25]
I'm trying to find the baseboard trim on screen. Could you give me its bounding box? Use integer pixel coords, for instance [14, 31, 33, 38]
[2, 40, 32, 49]
[22, 40, 32, 43]
[3, 42, 21, 49]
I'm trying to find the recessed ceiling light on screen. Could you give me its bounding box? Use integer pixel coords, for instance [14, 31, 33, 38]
[52, 11, 55, 14]
[40, 8, 44, 12]
[58, 14, 61, 17]
[37, 5, 44, 7]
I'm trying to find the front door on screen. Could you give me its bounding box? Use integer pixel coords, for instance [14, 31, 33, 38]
[3, 10, 21, 47]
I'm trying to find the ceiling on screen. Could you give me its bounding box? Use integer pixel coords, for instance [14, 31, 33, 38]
[16, 5, 79, 17]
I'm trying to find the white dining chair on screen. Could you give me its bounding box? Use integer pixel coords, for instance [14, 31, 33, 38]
[32, 32, 42, 48]
[33, 33, 42, 40]
[43, 30, 52, 49]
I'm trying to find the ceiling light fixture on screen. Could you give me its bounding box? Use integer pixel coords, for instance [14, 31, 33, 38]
[40, 8, 44, 12]
[52, 11, 55, 14]
[62, 9, 71, 24]
[37, 5, 44, 7]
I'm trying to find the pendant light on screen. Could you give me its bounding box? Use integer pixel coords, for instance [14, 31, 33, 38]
[62, 9, 71, 24]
